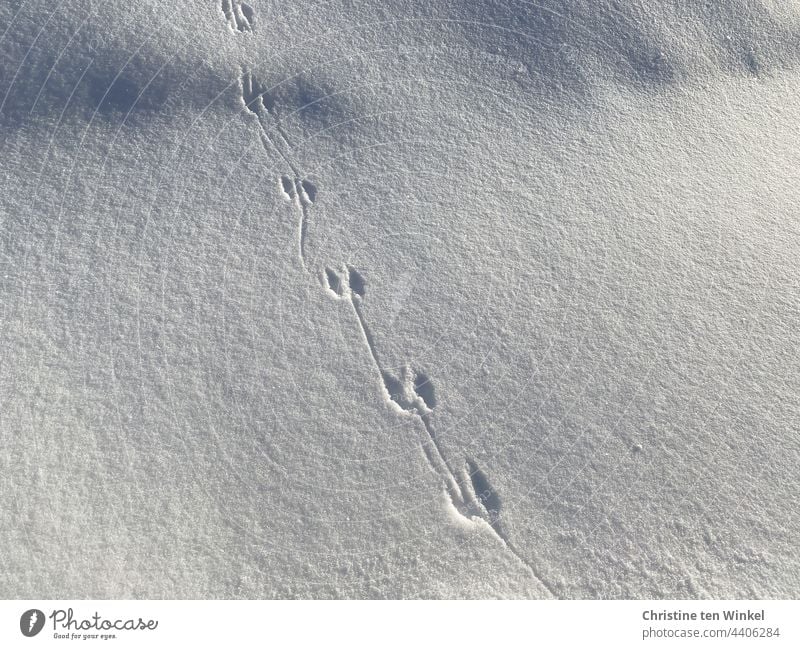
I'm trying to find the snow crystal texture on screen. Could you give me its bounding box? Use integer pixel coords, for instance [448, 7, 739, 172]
[0, 0, 798, 598]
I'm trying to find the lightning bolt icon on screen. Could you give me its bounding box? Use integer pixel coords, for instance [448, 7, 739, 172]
[28, 612, 37, 632]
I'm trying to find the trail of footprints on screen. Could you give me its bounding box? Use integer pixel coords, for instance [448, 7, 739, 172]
[223, 11, 556, 595]
[239, 70, 315, 269]
[322, 266, 556, 593]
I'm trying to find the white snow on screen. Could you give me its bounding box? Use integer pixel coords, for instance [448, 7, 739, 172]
[0, 0, 798, 598]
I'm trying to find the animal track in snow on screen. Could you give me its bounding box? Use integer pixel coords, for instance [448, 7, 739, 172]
[222, 0, 255, 33]
[222, 14, 554, 592]
[413, 372, 436, 409]
[280, 176, 315, 205]
[240, 70, 294, 164]
[280, 175, 296, 201]
[337, 264, 557, 594]
[338, 268, 470, 507]
[299, 179, 316, 205]
[347, 266, 365, 297]
[466, 459, 502, 523]
[381, 370, 412, 409]
[241, 71, 272, 114]
[324, 267, 345, 297]
[240, 70, 316, 268]
[461, 458, 558, 595]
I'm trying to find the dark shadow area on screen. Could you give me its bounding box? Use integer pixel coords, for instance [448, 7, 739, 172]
[440, 0, 800, 89]
[280, 175, 296, 199]
[466, 459, 501, 515]
[87, 64, 169, 116]
[240, 3, 255, 28]
[300, 179, 317, 204]
[347, 266, 365, 297]
[267, 73, 353, 134]
[413, 371, 436, 409]
[324, 267, 344, 296]
[381, 370, 412, 409]
[0, 3, 228, 129]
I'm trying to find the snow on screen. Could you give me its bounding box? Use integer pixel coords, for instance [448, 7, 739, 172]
[0, 0, 798, 598]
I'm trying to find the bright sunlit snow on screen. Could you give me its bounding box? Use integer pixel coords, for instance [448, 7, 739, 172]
[1, 0, 798, 598]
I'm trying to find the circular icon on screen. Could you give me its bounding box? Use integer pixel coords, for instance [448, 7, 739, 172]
[20, 609, 45, 637]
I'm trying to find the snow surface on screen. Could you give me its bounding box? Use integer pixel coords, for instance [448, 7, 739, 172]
[1, 0, 799, 598]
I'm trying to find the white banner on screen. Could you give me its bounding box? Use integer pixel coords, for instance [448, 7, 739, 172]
[1, 600, 797, 648]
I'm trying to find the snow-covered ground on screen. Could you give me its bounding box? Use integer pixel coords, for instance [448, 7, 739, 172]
[1, 0, 798, 598]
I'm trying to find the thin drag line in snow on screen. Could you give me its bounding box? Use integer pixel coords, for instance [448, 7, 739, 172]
[233, 48, 557, 598]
